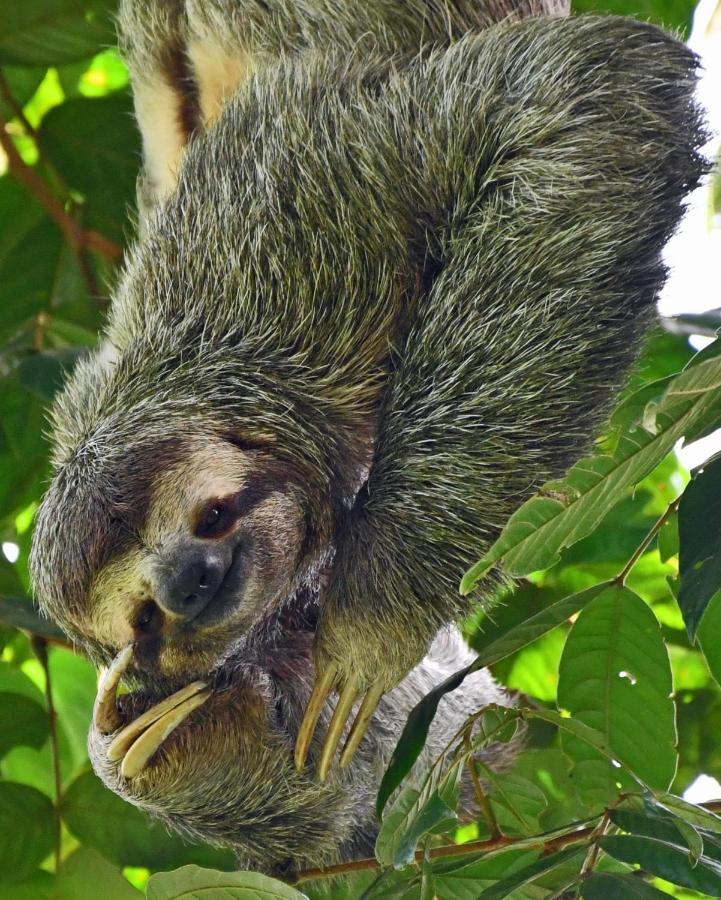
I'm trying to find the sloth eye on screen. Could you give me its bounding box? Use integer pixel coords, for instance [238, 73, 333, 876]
[195, 500, 233, 538]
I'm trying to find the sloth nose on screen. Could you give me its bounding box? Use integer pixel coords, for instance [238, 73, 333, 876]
[154, 538, 232, 620]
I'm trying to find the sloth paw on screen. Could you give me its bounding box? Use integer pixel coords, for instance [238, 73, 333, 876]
[92, 646, 212, 779]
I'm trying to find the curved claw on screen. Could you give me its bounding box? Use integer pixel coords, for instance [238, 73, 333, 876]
[120, 687, 212, 779]
[318, 680, 360, 782]
[294, 665, 338, 773]
[93, 645, 133, 734]
[108, 680, 209, 762]
[339, 682, 385, 769]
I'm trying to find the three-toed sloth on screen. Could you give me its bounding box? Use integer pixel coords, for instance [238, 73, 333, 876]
[30, 0, 705, 874]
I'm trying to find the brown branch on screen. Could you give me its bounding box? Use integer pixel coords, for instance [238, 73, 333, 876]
[294, 800, 721, 884]
[0, 112, 123, 262]
[0, 70, 39, 140]
[32, 637, 63, 871]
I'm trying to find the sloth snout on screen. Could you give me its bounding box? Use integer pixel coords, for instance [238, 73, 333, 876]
[154, 538, 233, 621]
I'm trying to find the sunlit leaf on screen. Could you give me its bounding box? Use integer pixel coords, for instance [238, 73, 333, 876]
[557, 586, 676, 796]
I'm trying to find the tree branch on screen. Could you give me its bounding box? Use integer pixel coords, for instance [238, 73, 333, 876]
[294, 800, 721, 884]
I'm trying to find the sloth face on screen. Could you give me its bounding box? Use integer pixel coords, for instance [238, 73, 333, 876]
[33, 434, 310, 681]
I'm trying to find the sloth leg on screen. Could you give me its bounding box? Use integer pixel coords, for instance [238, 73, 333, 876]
[93, 647, 211, 779]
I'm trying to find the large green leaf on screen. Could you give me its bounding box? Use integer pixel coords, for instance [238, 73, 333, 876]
[678, 457, 721, 638]
[430, 850, 540, 900]
[557, 586, 676, 795]
[572, 0, 695, 34]
[476, 846, 586, 900]
[146, 866, 308, 900]
[61, 770, 236, 872]
[0, 692, 48, 758]
[377, 584, 608, 815]
[461, 356, 721, 590]
[599, 834, 721, 895]
[697, 592, 721, 691]
[0, 782, 55, 883]
[0, 1, 116, 67]
[40, 94, 140, 243]
[55, 848, 143, 899]
[580, 873, 673, 899]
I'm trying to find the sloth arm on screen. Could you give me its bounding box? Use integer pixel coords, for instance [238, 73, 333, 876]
[296, 16, 705, 775]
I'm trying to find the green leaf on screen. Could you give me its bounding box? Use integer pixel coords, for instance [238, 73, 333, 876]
[61, 771, 236, 872]
[146, 866, 308, 900]
[0, 871, 54, 900]
[461, 356, 721, 589]
[40, 94, 140, 243]
[678, 457, 721, 638]
[0, 1, 116, 67]
[17, 348, 85, 401]
[611, 807, 703, 864]
[697, 592, 721, 691]
[581, 873, 673, 899]
[557, 586, 676, 794]
[658, 514, 679, 564]
[376, 759, 462, 868]
[377, 583, 607, 815]
[55, 848, 143, 899]
[653, 793, 721, 837]
[431, 850, 540, 900]
[0, 692, 48, 758]
[0, 595, 65, 641]
[599, 834, 721, 895]
[475, 846, 585, 899]
[48, 647, 96, 772]
[0, 782, 55, 883]
[485, 771, 547, 834]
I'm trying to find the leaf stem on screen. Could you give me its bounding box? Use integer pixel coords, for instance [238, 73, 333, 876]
[463, 728, 501, 839]
[32, 637, 63, 871]
[614, 495, 682, 585]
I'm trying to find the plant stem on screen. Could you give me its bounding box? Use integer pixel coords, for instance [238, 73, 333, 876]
[32, 637, 63, 871]
[614, 495, 682, 585]
[463, 728, 501, 839]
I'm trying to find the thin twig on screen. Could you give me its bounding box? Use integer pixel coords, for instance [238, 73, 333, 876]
[0, 111, 123, 261]
[32, 637, 63, 871]
[614, 495, 682, 585]
[463, 728, 501, 839]
[0, 69, 39, 140]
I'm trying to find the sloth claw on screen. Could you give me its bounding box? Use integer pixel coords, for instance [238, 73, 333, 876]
[93, 646, 211, 778]
[295, 665, 386, 780]
[294, 665, 338, 773]
[339, 682, 385, 770]
[107, 680, 210, 762]
[93, 645, 133, 734]
[119, 687, 212, 779]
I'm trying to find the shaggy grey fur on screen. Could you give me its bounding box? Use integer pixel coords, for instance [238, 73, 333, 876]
[31, 5, 706, 875]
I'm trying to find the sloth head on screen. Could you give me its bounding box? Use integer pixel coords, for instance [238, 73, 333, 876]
[31, 421, 317, 681]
